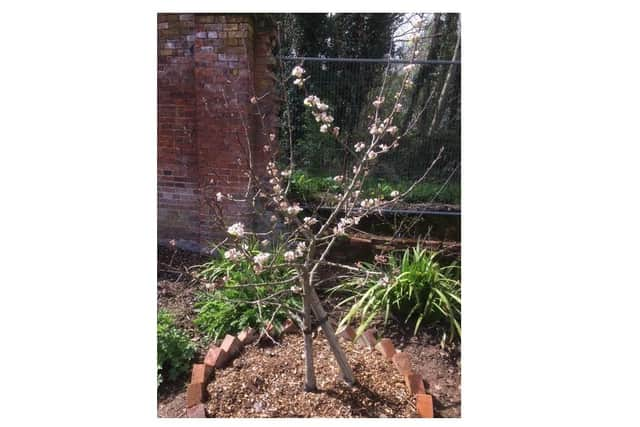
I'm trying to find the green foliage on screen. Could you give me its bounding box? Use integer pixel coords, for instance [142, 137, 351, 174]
[194, 238, 301, 341]
[332, 245, 461, 344]
[157, 309, 196, 387]
[288, 168, 460, 205]
[362, 178, 461, 205]
[289, 170, 341, 203]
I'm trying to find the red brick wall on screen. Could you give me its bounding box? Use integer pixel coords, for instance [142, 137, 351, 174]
[158, 14, 278, 252]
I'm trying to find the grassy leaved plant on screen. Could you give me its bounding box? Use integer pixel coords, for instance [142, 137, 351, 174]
[332, 245, 461, 344]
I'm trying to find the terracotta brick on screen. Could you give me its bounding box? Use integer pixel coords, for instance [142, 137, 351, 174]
[204, 345, 227, 368]
[416, 393, 434, 418]
[282, 319, 298, 334]
[191, 363, 211, 384]
[220, 334, 241, 357]
[186, 403, 207, 418]
[186, 382, 206, 408]
[357, 328, 378, 349]
[404, 373, 426, 395]
[375, 338, 396, 360]
[392, 352, 413, 376]
[259, 322, 278, 344]
[237, 327, 257, 345]
[265, 322, 277, 336]
[336, 325, 356, 341]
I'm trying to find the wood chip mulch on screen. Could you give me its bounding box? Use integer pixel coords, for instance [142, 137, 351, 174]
[205, 333, 416, 418]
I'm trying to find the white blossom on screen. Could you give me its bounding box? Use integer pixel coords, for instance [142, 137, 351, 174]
[333, 217, 355, 235]
[263, 144, 271, 152]
[260, 239, 270, 247]
[403, 64, 417, 73]
[322, 114, 334, 124]
[286, 203, 302, 216]
[280, 169, 291, 177]
[320, 124, 329, 133]
[253, 252, 271, 266]
[354, 142, 366, 152]
[369, 123, 384, 135]
[295, 241, 307, 257]
[386, 126, 398, 135]
[316, 102, 329, 112]
[394, 103, 403, 112]
[269, 133, 276, 142]
[224, 248, 241, 261]
[303, 216, 318, 226]
[372, 96, 384, 108]
[333, 175, 343, 182]
[293, 78, 304, 88]
[332, 127, 340, 137]
[227, 222, 245, 237]
[360, 198, 377, 208]
[367, 151, 378, 160]
[216, 192, 224, 202]
[303, 95, 319, 107]
[291, 65, 305, 78]
[270, 215, 278, 223]
[284, 251, 296, 262]
[250, 96, 258, 104]
[390, 190, 400, 198]
[379, 144, 389, 152]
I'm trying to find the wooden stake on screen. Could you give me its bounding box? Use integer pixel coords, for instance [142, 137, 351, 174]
[308, 286, 355, 385]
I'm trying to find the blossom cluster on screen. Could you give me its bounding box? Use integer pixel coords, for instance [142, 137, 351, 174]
[333, 216, 361, 236]
[291, 65, 306, 87]
[253, 251, 271, 273]
[302, 94, 339, 136]
[227, 222, 245, 238]
[284, 241, 307, 262]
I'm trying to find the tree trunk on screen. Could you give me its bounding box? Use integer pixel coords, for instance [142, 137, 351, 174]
[427, 28, 460, 137]
[301, 276, 317, 391]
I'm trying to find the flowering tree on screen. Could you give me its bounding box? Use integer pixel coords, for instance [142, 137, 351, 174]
[206, 27, 443, 391]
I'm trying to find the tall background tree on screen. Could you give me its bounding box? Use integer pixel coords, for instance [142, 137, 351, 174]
[272, 13, 460, 193]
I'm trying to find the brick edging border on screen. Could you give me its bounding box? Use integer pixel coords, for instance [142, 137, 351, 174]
[337, 325, 435, 418]
[184, 320, 297, 417]
[185, 320, 434, 418]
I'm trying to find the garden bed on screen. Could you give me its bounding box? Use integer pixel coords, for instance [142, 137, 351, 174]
[206, 333, 415, 417]
[157, 245, 461, 418]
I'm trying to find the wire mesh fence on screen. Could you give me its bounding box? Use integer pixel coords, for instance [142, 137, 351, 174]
[278, 57, 461, 205]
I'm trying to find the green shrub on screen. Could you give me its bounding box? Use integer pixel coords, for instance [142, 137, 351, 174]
[157, 309, 196, 387]
[332, 245, 461, 344]
[194, 238, 301, 341]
